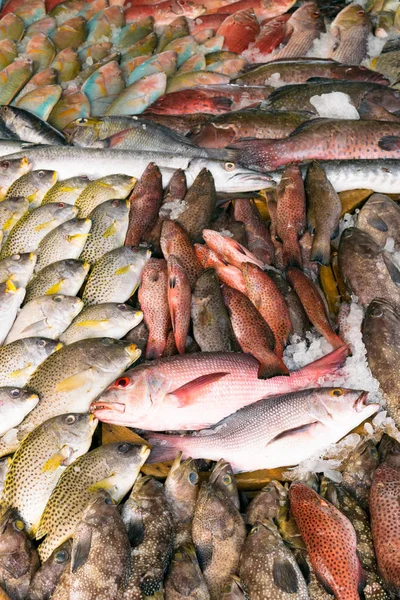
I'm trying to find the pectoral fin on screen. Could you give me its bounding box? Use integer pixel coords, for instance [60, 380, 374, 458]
[55, 367, 96, 392]
[20, 319, 50, 336]
[87, 473, 116, 493]
[266, 422, 320, 447]
[167, 372, 229, 407]
[273, 558, 300, 594]
[42, 445, 72, 473]
[72, 525, 93, 573]
[46, 280, 65, 294]
[76, 319, 110, 329]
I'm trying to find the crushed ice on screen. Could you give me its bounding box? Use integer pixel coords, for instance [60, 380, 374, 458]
[310, 92, 360, 120]
[159, 200, 187, 220]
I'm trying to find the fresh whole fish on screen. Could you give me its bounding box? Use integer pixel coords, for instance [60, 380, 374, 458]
[75, 173, 135, 219]
[245, 480, 287, 526]
[167, 255, 191, 355]
[165, 544, 210, 600]
[5, 294, 83, 343]
[5, 169, 57, 210]
[27, 539, 72, 600]
[330, 4, 371, 65]
[161, 220, 203, 290]
[0, 337, 61, 388]
[233, 197, 274, 264]
[209, 459, 239, 509]
[195, 243, 247, 294]
[0, 387, 38, 437]
[82, 246, 151, 306]
[143, 387, 378, 472]
[192, 482, 246, 599]
[176, 167, 216, 243]
[0, 338, 140, 457]
[125, 162, 162, 247]
[275, 163, 306, 268]
[24, 259, 90, 303]
[0, 252, 36, 288]
[0, 157, 32, 200]
[273, 2, 324, 60]
[0, 105, 66, 145]
[165, 453, 199, 547]
[36, 218, 92, 272]
[60, 302, 143, 345]
[69, 490, 131, 600]
[356, 193, 400, 251]
[0, 413, 97, 537]
[0, 281, 25, 345]
[41, 175, 91, 206]
[37, 442, 150, 561]
[90, 347, 349, 431]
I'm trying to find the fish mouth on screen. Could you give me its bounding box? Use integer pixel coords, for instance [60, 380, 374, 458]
[90, 401, 126, 414]
[354, 391, 374, 412]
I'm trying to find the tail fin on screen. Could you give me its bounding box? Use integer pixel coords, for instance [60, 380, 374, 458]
[141, 432, 185, 464]
[296, 345, 350, 383]
[310, 237, 331, 266]
[229, 138, 277, 171]
[204, 147, 241, 162]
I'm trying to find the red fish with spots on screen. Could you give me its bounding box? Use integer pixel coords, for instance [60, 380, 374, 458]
[233, 120, 400, 171]
[275, 163, 306, 269]
[167, 255, 191, 355]
[289, 482, 366, 600]
[369, 463, 400, 595]
[194, 243, 247, 294]
[216, 9, 260, 54]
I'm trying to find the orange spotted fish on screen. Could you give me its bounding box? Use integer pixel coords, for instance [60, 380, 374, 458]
[167, 255, 191, 355]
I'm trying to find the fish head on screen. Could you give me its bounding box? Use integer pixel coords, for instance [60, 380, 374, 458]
[221, 575, 246, 598]
[46, 538, 72, 570]
[308, 387, 380, 429]
[166, 453, 199, 497]
[0, 507, 32, 555]
[339, 227, 381, 259]
[49, 412, 98, 465]
[289, 2, 324, 30]
[378, 433, 400, 468]
[129, 474, 164, 506]
[102, 442, 151, 500]
[187, 158, 276, 193]
[22, 337, 62, 365]
[246, 480, 287, 525]
[6, 251, 37, 274]
[0, 156, 32, 180]
[80, 489, 116, 525]
[209, 459, 237, 499]
[288, 481, 322, 510]
[31, 169, 58, 192]
[246, 519, 283, 554]
[332, 3, 369, 29]
[90, 364, 165, 424]
[365, 87, 400, 113]
[0, 387, 38, 412]
[364, 297, 400, 331]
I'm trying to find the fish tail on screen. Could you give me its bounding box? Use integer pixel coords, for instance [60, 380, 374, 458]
[325, 331, 347, 351]
[282, 240, 302, 269]
[378, 135, 400, 151]
[310, 236, 331, 266]
[258, 354, 289, 379]
[145, 337, 167, 360]
[296, 345, 349, 382]
[143, 433, 187, 464]
[229, 138, 276, 171]
[203, 147, 241, 163]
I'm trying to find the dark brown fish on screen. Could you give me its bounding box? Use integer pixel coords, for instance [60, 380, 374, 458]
[221, 284, 289, 378]
[378, 434, 400, 470]
[165, 454, 199, 547]
[357, 193, 400, 252]
[362, 299, 400, 428]
[177, 168, 216, 243]
[276, 163, 306, 268]
[125, 162, 162, 247]
[289, 482, 366, 600]
[28, 540, 72, 600]
[369, 463, 400, 596]
[245, 480, 287, 526]
[234, 197, 274, 265]
[69, 490, 131, 600]
[209, 459, 239, 509]
[165, 544, 210, 599]
[0, 508, 40, 600]
[192, 482, 246, 600]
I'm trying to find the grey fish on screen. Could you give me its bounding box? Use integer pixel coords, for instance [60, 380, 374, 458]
[0, 197, 29, 247]
[0, 337, 60, 388]
[82, 246, 151, 306]
[69, 490, 131, 600]
[0, 252, 36, 288]
[121, 475, 174, 598]
[165, 544, 210, 600]
[165, 453, 199, 548]
[0, 387, 38, 438]
[27, 539, 72, 600]
[41, 175, 91, 205]
[35, 218, 92, 272]
[239, 519, 309, 599]
[60, 302, 143, 344]
[338, 228, 400, 311]
[5, 294, 83, 343]
[0, 147, 274, 193]
[37, 442, 150, 562]
[0, 157, 32, 200]
[0, 105, 66, 145]
[191, 269, 235, 352]
[79, 199, 129, 265]
[144, 388, 379, 472]
[0, 413, 97, 537]
[192, 482, 246, 599]
[357, 193, 400, 251]
[0, 281, 25, 345]
[0, 508, 40, 600]
[0, 202, 78, 258]
[0, 338, 140, 457]
[363, 299, 400, 430]
[24, 259, 90, 303]
[177, 167, 216, 243]
[5, 170, 57, 210]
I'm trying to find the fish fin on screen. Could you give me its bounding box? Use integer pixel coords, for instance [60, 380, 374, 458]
[272, 558, 300, 594]
[114, 264, 134, 275]
[141, 433, 183, 464]
[383, 252, 400, 286]
[76, 319, 110, 329]
[45, 280, 64, 294]
[305, 76, 335, 83]
[10, 365, 34, 380]
[145, 338, 167, 361]
[366, 213, 388, 232]
[257, 358, 289, 380]
[55, 367, 96, 392]
[204, 147, 240, 162]
[20, 319, 50, 336]
[267, 422, 320, 446]
[310, 238, 331, 266]
[68, 233, 90, 244]
[295, 345, 349, 382]
[378, 135, 400, 151]
[71, 525, 92, 573]
[167, 372, 230, 407]
[42, 445, 71, 472]
[86, 475, 116, 493]
[103, 222, 119, 238]
[196, 540, 213, 572]
[125, 513, 145, 547]
[5, 279, 17, 293]
[34, 220, 55, 232]
[2, 216, 17, 231]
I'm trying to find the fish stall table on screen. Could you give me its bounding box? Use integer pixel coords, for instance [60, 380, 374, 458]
[0, 0, 400, 597]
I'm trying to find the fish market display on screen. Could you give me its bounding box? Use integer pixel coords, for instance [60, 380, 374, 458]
[0, 0, 399, 596]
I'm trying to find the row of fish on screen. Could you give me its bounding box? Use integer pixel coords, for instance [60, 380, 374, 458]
[1, 433, 400, 599]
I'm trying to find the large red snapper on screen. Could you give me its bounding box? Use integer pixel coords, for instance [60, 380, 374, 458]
[90, 345, 348, 431]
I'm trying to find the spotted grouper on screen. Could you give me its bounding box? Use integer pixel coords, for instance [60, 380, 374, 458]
[289, 483, 366, 600]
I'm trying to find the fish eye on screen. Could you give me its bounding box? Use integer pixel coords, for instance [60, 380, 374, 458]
[77, 118, 88, 124]
[38, 171, 45, 178]
[104, 495, 114, 505]
[10, 389, 21, 398]
[65, 414, 76, 424]
[117, 443, 131, 454]
[224, 162, 236, 172]
[312, 11, 320, 17]
[188, 471, 198, 485]
[357, 9, 364, 14]
[250, 526, 259, 534]
[330, 388, 343, 397]
[112, 200, 120, 207]
[371, 306, 383, 317]
[38, 339, 47, 347]
[223, 474, 232, 485]
[53, 295, 63, 303]
[57, 202, 65, 208]
[14, 520, 25, 531]
[223, 584, 232, 593]
[117, 304, 128, 311]
[115, 377, 130, 388]
[175, 552, 184, 561]
[55, 549, 69, 563]
[11, 254, 21, 261]
[1, 161, 10, 169]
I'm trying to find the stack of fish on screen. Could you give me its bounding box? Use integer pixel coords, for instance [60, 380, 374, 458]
[0, 0, 398, 597]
